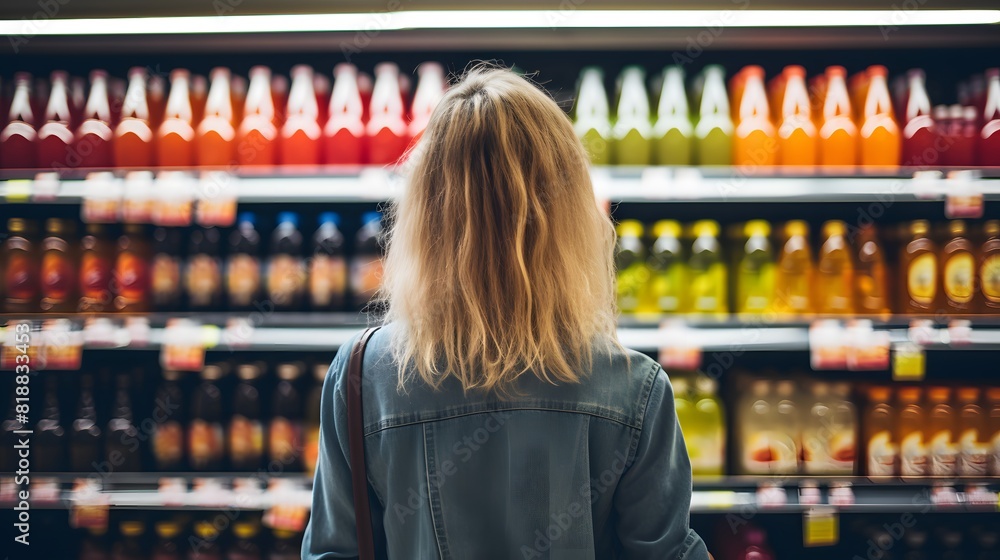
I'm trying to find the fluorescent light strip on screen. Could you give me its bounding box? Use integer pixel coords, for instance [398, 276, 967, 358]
[1, 9, 997, 36]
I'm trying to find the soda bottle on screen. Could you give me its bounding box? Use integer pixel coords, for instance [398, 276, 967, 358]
[157, 69, 196, 167]
[736, 220, 775, 315]
[267, 212, 306, 311]
[615, 220, 649, 314]
[980, 220, 1000, 313]
[957, 387, 987, 476]
[351, 212, 385, 310]
[858, 65, 901, 168]
[114, 224, 151, 312]
[901, 69, 935, 166]
[941, 220, 976, 313]
[78, 223, 113, 312]
[39, 218, 76, 313]
[270, 363, 304, 471]
[230, 363, 265, 471]
[185, 227, 223, 310]
[646, 220, 686, 314]
[693, 66, 732, 166]
[408, 62, 447, 144]
[226, 212, 262, 311]
[864, 386, 897, 477]
[612, 66, 653, 165]
[237, 66, 278, 166]
[189, 365, 225, 471]
[774, 220, 813, 316]
[816, 220, 854, 315]
[1, 72, 38, 168]
[366, 62, 410, 165]
[734, 66, 777, 167]
[309, 212, 348, 311]
[573, 67, 613, 165]
[106, 374, 141, 471]
[653, 66, 692, 165]
[928, 387, 958, 477]
[150, 227, 182, 311]
[70, 374, 102, 472]
[776, 66, 817, 167]
[37, 70, 74, 169]
[900, 220, 938, 314]
[151, 370, 185, 471]
[323, 63, 365, 165]
[195, 67, 235, 167]
[855, 224, 890, 315]
[280, 65, 321, 165]
[34, 376, 65, 472]
[76, 70, 113, 168]
[980, 68, 1000, 166]
[2, 218, 39, 312]
[113, 67, 155, 168]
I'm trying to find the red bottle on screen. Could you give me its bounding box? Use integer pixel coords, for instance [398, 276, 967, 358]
[366, 63, 410, 165]
[156, 69, 196, 167]
[75, 70, 114, 169]
[237, 66, 278, 167]
[196, 67, 236, 167]
[0, 73, 38, 169]
[2, 218, 38, 313]
[315, 71, 331, 128]
[69, 76, 87, 130]
[323, 64, 365, 165]
[271, 73, 289, 123]
[949, 105, 977, 167]
[113, 67, 155, 168]
[408, 62, 446, 143]
[979, 68, 1000, 166]
[901, 69, 935, 167]
[36, 70, 74, 170]
[280, 65, 321, 165]
[191, 74, 208, 128]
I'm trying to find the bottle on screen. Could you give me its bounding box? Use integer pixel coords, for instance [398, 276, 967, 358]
[79, 223, 114, 312]
[150, 227, 182, 311]
[309, 212, 348, 311]
[236, 66, 277, 167]
[106, 374, 141, 471]
[734, 66, 777, 167]
[828, 382, 858, 474]
[152, 370, 186, 471]
[987, 388, 1000, 476]
[191, 74, 208, 128]
[267, 212, 307, 311]
[612, 66, 653, 165]
[865, 386, 897, 477]
[229, 363, 265, 471]
[927, 387, 958, 477]
[1, 72, 37, 168]
[653, 66, 692, 165]
[741, 380, 797, 474]
[152, 521, 183, 560]
[2, 218, 39, 312]
[573, 67, 613, 165]
[38, 218, 76, 312]
[351, 212, 385, 310]
[79, 527, 111, 560]
[673, 378, 697, 464]
[304, 363, 326, 476]
[855, 225, 890, 315]
[196, 67, 235, 167]
[366, 62, 410, 165]
[803, 382, 833, 475]
[901, 69, 935, 166]
[979, 69, 1000, 166]
[818, 66, 858, 167]
[898, 386, 927, 477]
[957, 387, 987, 477]
[950, 105, 978, 167]
[280, 65, 322, 165]
[186, 227, 223, 310]
[323, 63, 365, 165]
[774, 220, 813, 316]
[147, 73, 167, 132]
[614, 220, 649, 315]
[941, 220, 976, 313]
[114, 521, 146, 560]
[270, 529, 302, 560]
[114, 67, 155, 168]
[36, 70, 74, 169]
[70, 374, 102, 471]
[776, 66, 817, 166]
[75, 70, 113, 168]
[408, 62, 446, 143]
[692, 376, 725, 477]
[221, 213, 261, 311]
[736, 220, 775, 315]
[114, 224, 151, 312]
[646, 220, 686, 314]
[189, 365, 226, 471]
[270, 363, 304, 471]
[228, 521, 262, 560]
[157, 69, 196, 167]
[190, 521, 223, 560]
[687, 220, 728, 316]
[859, 66, 901, 168]
[816, 220, 854, 315]
[34, 375, 65, 472]
[900, 220, 938, 314]
[774, 380, 801, 472]
[979, 220, 1000, 313]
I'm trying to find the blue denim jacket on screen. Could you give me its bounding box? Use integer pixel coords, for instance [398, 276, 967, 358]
[303, 325, 709, 560]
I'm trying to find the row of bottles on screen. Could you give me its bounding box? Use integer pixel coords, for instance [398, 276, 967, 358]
[0, 61, 446, 169]
[0, 212, 384, 313]
[574, 64, 1000, 167]
[78, 519, 301, 560]
[616, 218, 1000, 316]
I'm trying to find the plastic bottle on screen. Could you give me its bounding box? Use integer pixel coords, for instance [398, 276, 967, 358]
[309, 212, 348, 311]
[267, 212, 307, 311]
[157, 69, 196, 167]
[70, 374, 102, 472]
[900, 220, 938, 314]
[980, 220, 1000, 313]
[612, 66, 653, 165]
[230, 363, 264, 471]
[928, 387, 958, 477]
[270, 363, 304, 471]
[196, 67, 236, 166]
[351, 212, 385, 310]
[615, 220, 649, 314]
[37, 70, 74, 169]
[2, 218, 39, 312]
[687, 220, 727, 316]
[816, 220, 854, 315]
[957, 387, 987, 477]
[859, 65, 901, 168]
[777, 66, 817, 167]
[408, 62, 446, 142]
[150, 227, 182, 311]
[736, 220, 775, 315]
[35, 376, 65, 472]
[366, 62, 410, 165]
[898, 386, 927, 477]
[76, 70, 113, 168]
[692, 376, 725, 477]
[279, 65, 321, 165]
[741, 379, 797, 474]
[774, 220, 813, 316]
[113, 67, 155, 168]
[819, 66, 858, 168]
[734, 66, 777, 167]
[227, 212, 262, 311]
[653, 66, 692, 165]
[855, 224, 890, 316]
[941, 220, 977, 313]
[573, 67, 613, 165]
[189, 365, 225, 471]
[151, 370, 186, 471]
[901, 69, 935, 166]
[865, 386, 897, 477]
[979, 69, 1000, 166]
[1, 72, 37, 168]
[323, 64, 365, 165]
[106, 374, 140, 471]
[237, 66, 277, 166]
[646, 220, 686, 314]
[39, 218, 76, 312]
[185, 227, 223, 310]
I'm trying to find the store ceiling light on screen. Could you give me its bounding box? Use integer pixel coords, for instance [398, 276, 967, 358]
[1, 9, 998, 36]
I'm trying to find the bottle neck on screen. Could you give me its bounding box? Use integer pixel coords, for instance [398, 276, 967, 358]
[165, 76, 193, 121]
[823, 75, 851, 119]
[369, 68, 404, 127]
[204, 74, 233, 121]
[657, 69, 688, 119]
[328, 68, 363, 122]
[245, 72, 275, 120]
[864, 75, 893, 117]
[45, 75, 72, 122]
[575, 72, 610, 126]
[905, 75, 931, 120]
[84, 76, 112, 122]
[985, 74, 1000, 121]
[121, 73, 150, 120]
[287, 72, 319, 118]
[9, 79, 34, 123]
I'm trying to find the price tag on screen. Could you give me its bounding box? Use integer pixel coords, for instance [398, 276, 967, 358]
[658, 321, 702, 370]
[809, 320, 847, 370]
[828, 484, 855, 506]
[263, 480, 310, 531]
[907, 319, 937, 346]
[30, 477, 61, 504]
[964, 484, 997, 507]
[945, 170, 984, 219]
[359, 168, 392, 200]
[946, 320, 972, 346]
[846, 321, 889, 371]
[0, 477, 17, 504]
[125, 317, 151, 347]
[41, 319, 83, 370]
[799, 485, 822, 506]
[671, 167, 704, 199]
[756, 484, 787, 508]
[640, 167, 671, 197]
[82, 318, 119, 348]
[222, 317, 254, 349]
[32, 172, 60, 201]
[4, 179, 31, 202]
[157, 478, 187, 507]
[196, 171, 238, 227]
[803, 508, 839, 547]
[910, 170, 944, 199]
[192, 478, 229, 508]
[931, 485, 959, 507]
[1, 322, 42, 371]
[160, 319, 206, 371]
[892, 342, 925, 381]
[80, 172, 122, 223]
[122, 171, 154, 223]
[152, 172, 194, 226]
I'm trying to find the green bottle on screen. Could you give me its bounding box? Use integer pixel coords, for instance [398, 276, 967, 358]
[615, 220, 649, 314]
[694, 65, 733, 166]
[612, 66, 653, 166]
[573, 67, 613, 165]
[653, 67, 693, 165]
[737, 220, 776, 315]
[647, 220, 686, 314]
[688, 220, 728, 316]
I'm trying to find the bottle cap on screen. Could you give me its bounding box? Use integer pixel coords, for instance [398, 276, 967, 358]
[162, 370, 182, 382]
[694, 376, 717, 395]
[822, 220, 847, 237]
[291, 64, 314, 79]
[831, 382, 850, 397]
[988, 387, 1000, 401]
[962, 106, 977, 121]
[933, 105, 949, 120]
[742, 65, 765, 79]
[751, 379, 770, 396]
[652, 220, 681, 239]
[784, 220, 809, 238]
[277, 362, 303, 381]
[867, 65, 889, 77]
[155, 521, 181, 539]
[812, 382, 830, 397]
[868, 386, 891, 401]
[120, 521, 145, 537]
[273, 529, 297, 540]
[691, 220, 720, 238]
[249, 65, 271, 79]
[361, 211, 382, 226]
[89, 69, 109, 81]
[948, 220, 966, 236]
[671, 378, 689, 396]
[825, 66, 847, 78]
[277, 212, 299, 228]
[907, 68, 925, 80]
[238, 211, 256, 226]
[236, 364, 262, 380]
[783, 65, 806, 78]
[318, 212, 341, 227]
[985, 220, 1000, 236]
[957, 387, 978, 402]
[775, 380, 795, 396]
[7, 218, 30, 234]
[169, 68, 190, 81]
[898, 387, 921, 402]
[615, 220, 644, 238]
[201, 365, 224, 381]
[194, 521, 218, 540]
[44, 218, 67, 235]
[123, 223, 145, 235]
[743, 219, 771, 237]
[928, 387, 950, 402]
[210, 67, 231, 81]
[233, 521, 260, 539]
[910, 220, 929, 236]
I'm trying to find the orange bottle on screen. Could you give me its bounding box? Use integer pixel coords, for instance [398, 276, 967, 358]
[858, 65, 901, 168]
[855, 225, 890, 315]
[366, 62, 411, 165]
[733, 66, 777, 167]
[113, 67, 155, 168]
[280, 65, 322, 166]
[322, 63, 365, 165]
[75, 70, 114, 169]
[0, 73, 37, 169]
[156, 69, 196, 167]
[147, 73, 166, 132]
[774, 220, 813, 316]
[816, 220, 854, 315]
[37, 70, 74, 169]
[114, 224, 150, 312]
[777, 66, 817, 167]
[818, 66, 858, 168]
[195, 67, 236, 167]
[236, 66, 278, 167]
[898, 386, 927, 477]
[900, 220, 938, 315]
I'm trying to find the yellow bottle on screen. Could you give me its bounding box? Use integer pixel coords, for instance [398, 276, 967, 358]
[774, 220, 814, 316]
[615, 220, 649, 314]
[687, 220, 728, 316]
[817, 220, 854, 315]
[692, 376, 726, 477]
[736, 220, 775, 315]
[647, 220, 686, 315]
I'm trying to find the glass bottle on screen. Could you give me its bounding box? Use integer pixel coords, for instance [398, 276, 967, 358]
[39, 218, 77, 313]
[34, 375, 65, 472]
[157, 69, 196, 167]
[76, 70, 114, 168]
[614, 220, 648, 315]
[573, 67, 613, 165]
[774, 220, 813, 316]
[185, 227, 223, 310]
[189, 365, 226, 471]
[227, 213, 262, 311]
[309, 212, 348, 311]
[196, 67, 235, 167]
[106, 373, 141, 471]
[653, 66, 692, 165]
[816, 220, 854, 316]
[37, 70, 73, 169]
[898, 387, 927, 477]
[150, 227, 182, 311]
[864, 386, 897, 477]
[229, 363, 265, 471]
[267, 212, 306, 311]
[855, 224, 890, 316]
[736, 220, 775, 315]
[3, 218, 39, 312]
[0, 72, 38, 168]
[114, 224, 151, 312]
[941, 220, 976, 313]
[79, 223, 114, 312]
[237, 66, 277, 167]
[70, 373, 102, 472]
[152, 370, 186, 471]
[269, 363, 304, 471]
[114, 67, 155, 168]
[612, 66, 653, 165]
[927, 387, 958, 477]
[900, 220, 938, 315]
[980, 220, 1000, 313]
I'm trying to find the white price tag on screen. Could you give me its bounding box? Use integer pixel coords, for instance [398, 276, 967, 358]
[82, 317, 118, 348]
[846, 320, 889, 371]
[152, 172, 194, 226]
[196, 171, 239, 227]
[122, 171, 154, 223]
[945, 170, 984, 219]
[160, 319, 206, 371]
[640, 167, 671, 197]
[81, 172, 122, 223]
[32, 172, 60, 201]
[810, 320, 847, 370]
[41, 318, 83, 370]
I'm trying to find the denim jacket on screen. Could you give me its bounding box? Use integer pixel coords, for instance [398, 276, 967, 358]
[303, 324, 709, 560]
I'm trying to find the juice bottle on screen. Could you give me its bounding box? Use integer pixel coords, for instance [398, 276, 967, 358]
[646, 220, 686, 314]
[736, 220, 775, 315]
[106, 374, 140, 471]
[226, 212, 262, 311]
[309, 212, 348, 311]
[280, 65, 322, 166]
[190, 365, 225, 471]
[35, 376, 65, 472]
[113, 67, 155, 168]
[270, 362, 304, 471]
[819, 66, 858, 168]
[267, 212, 307, 311]
[855, 224, 890, 316]
[859, 65, 901, 168]
[351, 212, 385, 310]
[150, 227, 182, 311]
[114, 224, 151, 312]
[774, 220, 813, 316]
[2, 218, 39, 312]
[195, 67, 235, 167]
[901, 69, 935, 166]
[156, 69, 196, 167]
[612, 66, 653, 166]
[228, 522, 262, 560]
[864, 386, 897, 477]
[979, 220, 1000, 313]
[152, 521, 183, 560]
[236, 66, 277, 166]
[1, 72, 37, 168]
[927, 387, 958, 477]
[692, 376, 725, 477]
[79, 223, 113, 312]
[185, 227, 223, 310]
[39, 218, 76, 312]
[741, 380, 798, 474]
[957, 387, 987, 477]
[408, 61, 446, 143]
[614, 220, 649, 314]
[734, 66, 777, 167]
[979, 69, 1000, 166]
[900, 220, 938, 315]
[898, 386, 927, 477]
[366, 62, 410, 165]
[304, 363, 326, 476]
[230, 363, 265, 471]
[114, 522, 146, 560]
[151, 370, 185, 471]
[941, 220, 976, 313]
[37, 70, 74, 169]
[75, 70, 113, 168]
[573, 67, 613, 165]
[687, 220, 728, 316]
[672, 378, 697, 465]
[70, 374, 102, 472]
[776, 65, 817, 167]
[652, 66, 692, 165]
[987, 388, 1000, 476]
[323, 63, 365, 165]
[816, 220, 854, 316]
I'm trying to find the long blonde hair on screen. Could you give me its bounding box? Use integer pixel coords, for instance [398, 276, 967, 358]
[379, 65, 620, 393]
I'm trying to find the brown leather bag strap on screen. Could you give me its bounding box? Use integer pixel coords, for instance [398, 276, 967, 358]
[347, 326, 381, 560]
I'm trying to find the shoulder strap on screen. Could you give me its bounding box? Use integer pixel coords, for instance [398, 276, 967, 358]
[347, 326, 382, 560]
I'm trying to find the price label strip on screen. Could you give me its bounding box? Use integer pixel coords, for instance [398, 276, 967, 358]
[803, 508, 839, 547]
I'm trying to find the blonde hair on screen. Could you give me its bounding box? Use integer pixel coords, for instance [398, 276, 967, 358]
[379, 65, 620, 393]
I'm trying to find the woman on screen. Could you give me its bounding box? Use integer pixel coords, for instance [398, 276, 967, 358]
[303, 65, 710, 560]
